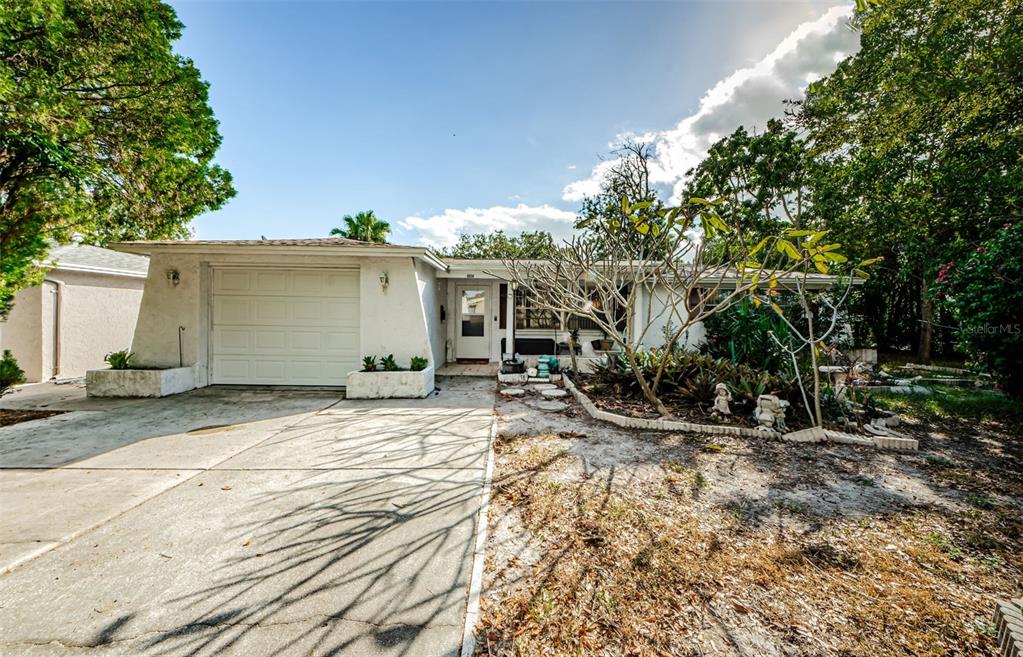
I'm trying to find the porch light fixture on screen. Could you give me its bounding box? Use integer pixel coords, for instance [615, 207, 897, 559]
[379, 272, 389, 290]
[166, 269, 180, 287]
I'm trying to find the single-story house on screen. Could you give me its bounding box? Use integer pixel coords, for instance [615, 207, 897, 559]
[0, 242, 150, 382]
[109, 238, 848, 388]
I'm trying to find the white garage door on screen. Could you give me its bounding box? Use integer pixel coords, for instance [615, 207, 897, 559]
[211, 268, 359, 385]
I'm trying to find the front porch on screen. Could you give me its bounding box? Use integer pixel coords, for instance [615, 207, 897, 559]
[438, 259, 609, 365]
[435, 362, 500, 377]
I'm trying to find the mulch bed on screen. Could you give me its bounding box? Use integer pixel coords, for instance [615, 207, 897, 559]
[577, 381, 764, 428]
[0, 409, 65, 427]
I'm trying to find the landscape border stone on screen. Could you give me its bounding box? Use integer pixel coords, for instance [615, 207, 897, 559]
[563, 374, 918, 450]
[562, 374, 782, 439]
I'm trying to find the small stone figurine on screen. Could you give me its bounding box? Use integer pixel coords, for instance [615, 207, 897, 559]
[754, 394, 789, 432]
[712, 383, 732, 416]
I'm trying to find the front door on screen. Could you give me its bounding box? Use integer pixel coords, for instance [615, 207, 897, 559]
[456, 285, 489, 359]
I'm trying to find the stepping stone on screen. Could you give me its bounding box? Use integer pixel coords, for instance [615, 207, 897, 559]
[532, 383, 557, 391]
[500, 388, 525, 397]
[526, 399, 569, 412]
[540, 388, 567, 398]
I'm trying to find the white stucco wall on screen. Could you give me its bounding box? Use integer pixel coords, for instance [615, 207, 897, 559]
[415, 260, 445, 369]
[130, 252, 438, 386]
[0, 271, 143, 382]
[48, 270, 145, 379]
[635, 284, 705, 350]
[358, 257, 434, 369]
[0, 286, 43, 382]
[131, 252, 204, 373]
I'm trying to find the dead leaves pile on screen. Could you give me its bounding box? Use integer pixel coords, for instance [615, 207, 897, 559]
[477, 434, 1022, 657]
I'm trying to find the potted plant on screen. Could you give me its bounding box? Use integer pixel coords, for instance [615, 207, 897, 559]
[597, 330, 614, 352]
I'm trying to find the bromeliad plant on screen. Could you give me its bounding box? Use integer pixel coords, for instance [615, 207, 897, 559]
[361, 355, 378, 372]
[590, 349, 806, 418]
[409, 356, 429, 372]
[380, 354, 400, 372]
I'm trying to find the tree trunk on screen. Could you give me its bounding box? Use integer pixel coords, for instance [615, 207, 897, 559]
[807, 310, 823, 427]
[623, 347, 672, 418]
[917, 279, 933, 364]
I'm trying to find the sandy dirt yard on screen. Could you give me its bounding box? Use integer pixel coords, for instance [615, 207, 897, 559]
[475, 385, 1023, 657]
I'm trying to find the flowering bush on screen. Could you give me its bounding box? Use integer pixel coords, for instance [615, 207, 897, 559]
[936, 223, 1023, 396]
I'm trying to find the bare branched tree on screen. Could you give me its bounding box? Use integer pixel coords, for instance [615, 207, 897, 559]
[504, 196, 797, 417]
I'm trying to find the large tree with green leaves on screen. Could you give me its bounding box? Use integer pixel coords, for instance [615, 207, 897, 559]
[0, 0, 235, 315]
[683, 119, 817, 262]
[795, 0, 1023, 361]
[577, 141, 671, 257]
[440, 230, 556, 259]
[330, 210, 390, 243]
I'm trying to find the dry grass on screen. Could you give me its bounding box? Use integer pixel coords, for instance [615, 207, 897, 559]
[477, 407, 1023, 657]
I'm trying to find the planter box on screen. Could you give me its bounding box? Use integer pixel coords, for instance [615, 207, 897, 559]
[86, 366, 196, 398]
[346, 367, 434, 399]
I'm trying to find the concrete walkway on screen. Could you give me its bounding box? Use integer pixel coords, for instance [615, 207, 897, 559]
[0, 378, 494, 657]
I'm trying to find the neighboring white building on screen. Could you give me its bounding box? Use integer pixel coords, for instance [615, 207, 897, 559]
[107, 238, 848, 388]
[0, 243, 150, 382]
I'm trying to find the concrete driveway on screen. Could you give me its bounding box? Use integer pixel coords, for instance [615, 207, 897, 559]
[0, 378, 494, 656]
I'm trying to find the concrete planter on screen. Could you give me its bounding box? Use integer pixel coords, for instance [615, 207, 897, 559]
[346, 367, 434, 399]
[86, 366, 196, 398]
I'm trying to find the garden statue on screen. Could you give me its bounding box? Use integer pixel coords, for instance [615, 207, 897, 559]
[754, 394, 789, 432]
[712, 383, 732, 416]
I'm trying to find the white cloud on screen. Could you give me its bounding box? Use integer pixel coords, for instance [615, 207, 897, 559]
[562, 4, 859, 203]
[400, 204, 578, 249]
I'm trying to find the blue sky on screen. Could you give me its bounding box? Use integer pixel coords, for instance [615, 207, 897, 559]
[169, 1, 857, 247]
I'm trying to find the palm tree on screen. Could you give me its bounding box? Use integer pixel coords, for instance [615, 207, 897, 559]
[330, 210, 390, 243]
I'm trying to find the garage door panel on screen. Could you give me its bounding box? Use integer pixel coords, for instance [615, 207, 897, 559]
[323, 301, 359, 322]
[211, 268, 359, 385]
[255, 271, 288, 292]
[215, 358, 251, 380]
[289, 331, 323, 351]
[216, 270, 252, 293]
[216, 298, 253, 323]
[325, 330, 359, 351]
[255, 330, 287, 351]
[215, 328, 252, 352]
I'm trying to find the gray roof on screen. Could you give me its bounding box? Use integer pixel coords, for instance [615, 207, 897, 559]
[117, 237, 393, 248]
[45, 243, 150, 277]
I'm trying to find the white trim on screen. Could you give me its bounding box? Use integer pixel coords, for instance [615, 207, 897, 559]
[48, 263, 148, 278]
[110, 242, 448, 272]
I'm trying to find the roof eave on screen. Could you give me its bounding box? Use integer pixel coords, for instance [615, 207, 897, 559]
[108, 242, 449, 271]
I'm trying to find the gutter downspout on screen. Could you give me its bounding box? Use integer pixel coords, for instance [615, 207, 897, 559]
[44, 279, 62, 380]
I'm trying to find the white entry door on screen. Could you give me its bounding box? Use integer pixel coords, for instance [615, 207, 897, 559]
[456, 285, 489, 359]
[211, 268, 360, 385]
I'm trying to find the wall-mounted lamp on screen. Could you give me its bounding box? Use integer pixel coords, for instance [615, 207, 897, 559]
[379, 272, 389, 290]
[166, 269, 181, 287]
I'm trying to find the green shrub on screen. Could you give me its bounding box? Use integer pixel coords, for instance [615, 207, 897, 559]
[702, 297, 792, 373]
[0, 350, 26, 396]
[362, 355, 378, 372]
[104, 350, 134, 370]
[589, 350, 808, 418]
[380, 354, 400, 371]
[409, 356, 429, 372]
[936, 222, 1023, 397]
